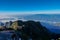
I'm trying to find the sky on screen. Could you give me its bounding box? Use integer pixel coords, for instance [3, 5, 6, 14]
[0, 0, 60, 15]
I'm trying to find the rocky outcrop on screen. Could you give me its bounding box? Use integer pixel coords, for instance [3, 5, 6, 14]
[4, 20, 60, 40]
[10, 20, 51, 40]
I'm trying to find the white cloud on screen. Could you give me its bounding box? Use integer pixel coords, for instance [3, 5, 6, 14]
[0, 10, 60, 15]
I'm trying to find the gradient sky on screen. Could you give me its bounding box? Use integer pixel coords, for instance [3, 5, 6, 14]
[0, 0, 60, 14]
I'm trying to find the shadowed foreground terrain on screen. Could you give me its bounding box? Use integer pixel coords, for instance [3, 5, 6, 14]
[0, 20, 60, 40]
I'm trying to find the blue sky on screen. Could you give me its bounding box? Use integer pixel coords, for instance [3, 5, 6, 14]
[0, 0, 60, 14]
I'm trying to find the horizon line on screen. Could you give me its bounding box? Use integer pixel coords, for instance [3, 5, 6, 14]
[0, 10, 60, 15]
